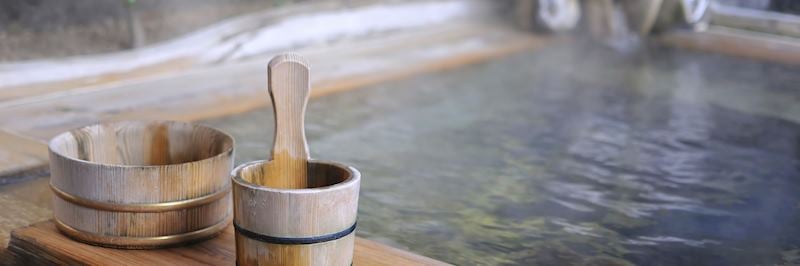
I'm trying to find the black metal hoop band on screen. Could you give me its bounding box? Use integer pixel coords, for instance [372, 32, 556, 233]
[234, 222, 356, 245]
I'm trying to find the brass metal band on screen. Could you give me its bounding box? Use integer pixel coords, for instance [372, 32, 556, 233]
[54, 215, 231, 249]
[234, 222, 357, 245]
[50, 183, 231, 213]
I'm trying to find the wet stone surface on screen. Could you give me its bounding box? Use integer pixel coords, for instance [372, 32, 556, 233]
[204, 42, 800, 265]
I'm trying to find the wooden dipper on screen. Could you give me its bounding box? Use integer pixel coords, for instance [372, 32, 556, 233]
[232, 53, 361, 265]
[263, 54, 311, 189]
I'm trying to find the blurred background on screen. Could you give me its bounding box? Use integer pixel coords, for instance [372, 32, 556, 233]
[1, 0, 800, 265]
[1, 0, 311, 60]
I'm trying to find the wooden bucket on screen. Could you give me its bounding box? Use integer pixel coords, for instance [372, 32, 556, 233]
[48, 121, 234, 249]
[232, 159, 361, 265]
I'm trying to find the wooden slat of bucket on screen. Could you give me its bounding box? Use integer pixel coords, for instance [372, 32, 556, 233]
[235, 232, 354, 265]
[5, 220, 449, 266]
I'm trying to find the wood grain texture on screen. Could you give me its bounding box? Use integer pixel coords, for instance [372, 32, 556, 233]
[5, 220, 449, 266]
[0, 130, 48, 179]
[232, 160, 360, 265]
[0, 58, 195, 104]
[48, 121, 234, 248]
[266, 54, 311, 189]
[659, 26, 800, 65]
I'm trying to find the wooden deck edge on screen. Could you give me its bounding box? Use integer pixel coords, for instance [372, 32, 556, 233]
[0, 130, 48, 184]
[658, 26, 800, 65]
[0, 165, 49, 187]
[165, 35, 555, 122]
[5, 220, 450, 265]
[710, 3, 800, 39]
[0, 58, 196, 104]
[0, 1, 497, 102]
[5, 235, 80, 266]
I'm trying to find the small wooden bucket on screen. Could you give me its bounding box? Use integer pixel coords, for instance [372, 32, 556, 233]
[232, 160, 361, 265]
[48, 121, 234, 249]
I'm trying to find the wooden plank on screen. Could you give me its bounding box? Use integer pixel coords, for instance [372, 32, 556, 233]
[0, 130, 48, 180]
[0, 58, 194, 104]
[659, 26, 800, 65]
[710, 4, 800, 39]
[6, 220, 448, 265]
[0, 1, 488, 98]
[0, 178, 51, 249]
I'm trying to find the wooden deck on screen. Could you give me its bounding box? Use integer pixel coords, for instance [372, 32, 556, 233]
[5, 220, 448, 265]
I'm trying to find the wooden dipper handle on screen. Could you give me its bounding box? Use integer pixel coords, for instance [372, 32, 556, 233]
[265, 54, 311, 189]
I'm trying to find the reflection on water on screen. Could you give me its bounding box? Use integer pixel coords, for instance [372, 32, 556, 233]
[205, 42, 800, 265]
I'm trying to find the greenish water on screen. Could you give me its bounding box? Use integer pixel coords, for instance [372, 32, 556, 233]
[204, 42, 800, 265]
